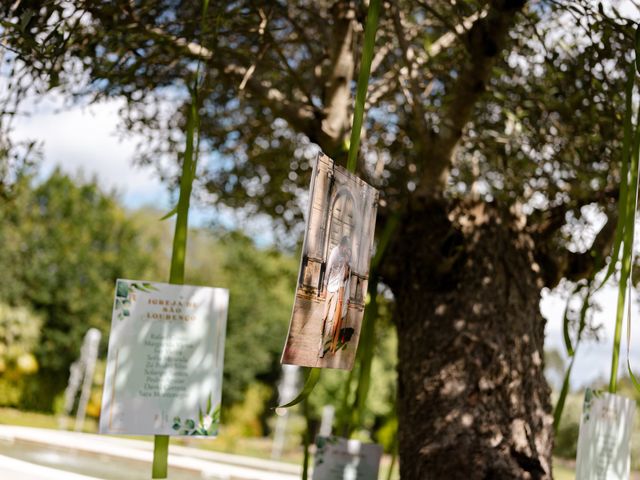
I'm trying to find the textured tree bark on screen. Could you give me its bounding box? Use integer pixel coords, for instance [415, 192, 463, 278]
[385, 199, 553, 480]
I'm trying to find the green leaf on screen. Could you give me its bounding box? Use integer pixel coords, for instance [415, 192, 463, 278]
[185, 419, 195, 429]
[628, 357, 640, 391]
[555, 282, 592, 428]
[561, 297, 574, 358]
[159, 205, 178, 221]
[553, 357, 575, 434]
[19, 10, 34, 32]
[116, 281, 129, 298]
[132, 282, 153, 292]
[212, 405, 221, 422]
[565, 284, 581, 355]
[278, 367, 321, 408]
[599, 62, 635, 289]
[577, 287, 591, 340]
[610, 91, 640, 393]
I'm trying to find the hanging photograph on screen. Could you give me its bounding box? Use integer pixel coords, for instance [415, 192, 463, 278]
[281, 152, 379, 370]
[574, 388, 636, 480]
[99, 279, 229, 436]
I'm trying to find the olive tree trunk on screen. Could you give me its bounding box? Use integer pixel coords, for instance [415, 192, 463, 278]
[385, 198, 553, 479]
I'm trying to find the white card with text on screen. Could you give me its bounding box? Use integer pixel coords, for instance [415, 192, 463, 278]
[99, 279, 228, 436]
[313, 436, 382, 480]
[575, 389, 636, 480]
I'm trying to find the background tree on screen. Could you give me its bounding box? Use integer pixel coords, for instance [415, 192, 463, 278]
[0, 170, 158, 409]
[0, 169, 304, 423]
[0, 302, 42, 406]
[184, 228, 299, 406]
[1, 0, 635, 477]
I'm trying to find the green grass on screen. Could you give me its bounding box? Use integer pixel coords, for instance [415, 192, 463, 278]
[553, 463, 574, 480]
[0, 407, 97, 432]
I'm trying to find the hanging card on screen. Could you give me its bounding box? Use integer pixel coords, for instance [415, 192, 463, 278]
[281, 152, 379, 370]
[99, 279, 228, 436]
[313, 436, 382, 480]
[575, 388, 636, 480]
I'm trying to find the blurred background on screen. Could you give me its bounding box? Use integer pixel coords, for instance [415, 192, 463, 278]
[0, 157, 399, 479]
[3, 1, 640, 479]
[3, 96, 640, 479]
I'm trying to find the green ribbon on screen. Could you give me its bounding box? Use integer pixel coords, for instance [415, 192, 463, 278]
[151, 435, 170, 478]
[151, 2, 211, 476]
[151, 97, 198, 478]
[285, 0, 383, 413]
[610, 52, 640, 394]
[346, 0, 382, 173]
[296, 2, 383, 478]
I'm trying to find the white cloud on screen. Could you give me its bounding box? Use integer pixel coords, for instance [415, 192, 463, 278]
[11, 93, 168, 209]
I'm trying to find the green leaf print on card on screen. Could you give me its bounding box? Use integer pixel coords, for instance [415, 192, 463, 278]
[113, 279, 159, 321]
[171, 394, 221, 436]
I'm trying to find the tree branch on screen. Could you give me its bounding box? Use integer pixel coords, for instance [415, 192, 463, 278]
[223, 62, 318, 131]
[142, 26, 326, 145]
[391, 4, 429, 140]
[147, 26, 213, 60]
[416, 0, 527, 197]
[424, 10, 486, 60]
[147, 4, 356, 156]
[563, 210, 617, 283]
[534, 206, 618, 288]
[238, 8, 270, 91]
[528, 187, 618, 240]
[530, 188, 619, 287]
[319, 1, 357, 156]
[366, 68, 399, 108]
